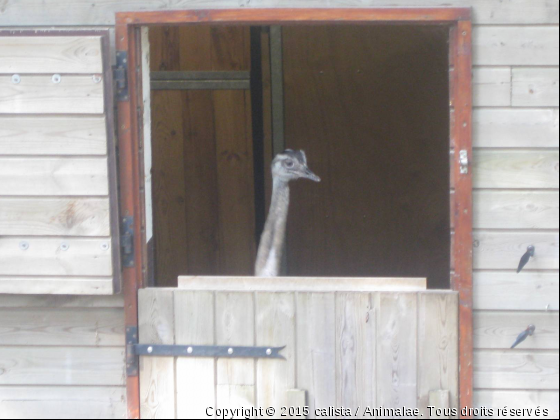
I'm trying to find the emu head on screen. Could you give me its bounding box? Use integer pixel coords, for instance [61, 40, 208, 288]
[271, 149, 321, 183]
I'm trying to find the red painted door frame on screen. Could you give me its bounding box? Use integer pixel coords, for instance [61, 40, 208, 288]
[115, 8, 473, 419]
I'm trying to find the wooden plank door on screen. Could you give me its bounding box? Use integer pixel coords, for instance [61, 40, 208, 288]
[0, 30, 120, 295]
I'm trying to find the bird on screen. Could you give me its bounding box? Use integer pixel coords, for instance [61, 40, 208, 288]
[517, 245, 535, 273]
[510, 325, 536, 349]
[255, 149, 320, 277]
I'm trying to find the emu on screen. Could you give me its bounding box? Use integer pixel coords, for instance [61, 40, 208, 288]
[255, 150, 320, 277]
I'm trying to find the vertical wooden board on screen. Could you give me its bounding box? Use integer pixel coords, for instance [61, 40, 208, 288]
[296, 292, 336, 418]
[473, 109, 559, 149]
[215, 292, 255, 411]
[213, 89, 256, 275]
[512, 68, 560, 107]
[138, 289, 175, 420]
[376, 293, 418, 417]
[335, 293, 376, 415]
[418, 293, 459, 418]
[174, 291, 215, 419]
[472, 68, 511, 107]
[256, 292, 296, 418]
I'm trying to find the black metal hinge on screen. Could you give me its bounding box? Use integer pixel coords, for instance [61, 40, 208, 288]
[114, 51, 129, 102]
[121, 216, 134, 268]
[126, 326, 139, 377]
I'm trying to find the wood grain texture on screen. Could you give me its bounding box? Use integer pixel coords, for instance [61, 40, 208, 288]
[138, 289, 175, 420]
[0, 116, 107, 155]
[473, 231, 559, 270]
[473, 109, 559, 149]
[473, 67, 511, 107]
[474, 350, 559, 390]
[474, 272, 559, 311]
[0, 75, 104, 114]
[179, 276, 427, 292]
[474, 191, 559, 229]
[474, 390, 559, 418]
[418, 293, 459, 418]
[0, 277, 114, 295]
[0, 157, 109, 196]
[376, 293, 417, 415]
[216, 292, 256, 411]
[0, 198, 110, 236]
[473, 27, 559, 66]
[174, 290, 215, 419]
[0, 347, 125, 386]
[0, 294, 124, 308]
[335, 293, 376, 415]
[0, 1, 558, 25]
[0, 386, 126, 420]
[256, 292, 296, 417]
[296, 293, 336, 418]
[512, 68, 560, 107]
[0, 237, 113, 276]
[0, 307, 124, 346]
[473, 150, 559, 189]
[474, 311, 559, 350]
[0, 36, 102, 74]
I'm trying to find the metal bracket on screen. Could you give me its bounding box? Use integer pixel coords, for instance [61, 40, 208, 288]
[459, 149, 469, 174]
[121, 216, 134, 268]
[114, 51, 129, 101]
[126, 326, 139, 377]
[132, 344, 286, 360]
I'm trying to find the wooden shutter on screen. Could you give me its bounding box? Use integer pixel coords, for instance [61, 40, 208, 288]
[0, 30, 120, 295]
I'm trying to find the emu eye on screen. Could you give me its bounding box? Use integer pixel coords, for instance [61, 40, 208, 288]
[285, 160, 294, 168]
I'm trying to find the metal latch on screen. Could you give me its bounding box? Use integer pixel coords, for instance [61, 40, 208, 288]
[459, 149, 469, 174]
[121, 216, 134, 268]
[114, 51, 129, 101]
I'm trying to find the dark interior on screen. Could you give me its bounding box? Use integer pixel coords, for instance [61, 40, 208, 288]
[149, 24, 451, 288]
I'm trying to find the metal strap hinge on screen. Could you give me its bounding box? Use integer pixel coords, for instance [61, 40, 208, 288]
[126, 326, 139, 377]
[132, 344, 286, 359]
[120, 216, 134, 268]
[114, 51, 129, 101]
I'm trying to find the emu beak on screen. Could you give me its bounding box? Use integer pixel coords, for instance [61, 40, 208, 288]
[303, 167, 321, 182]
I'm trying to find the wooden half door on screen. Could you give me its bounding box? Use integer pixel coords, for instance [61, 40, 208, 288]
[0, 30, 121, 295]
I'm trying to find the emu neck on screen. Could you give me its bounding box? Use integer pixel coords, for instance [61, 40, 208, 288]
[255, 178, 290, 277]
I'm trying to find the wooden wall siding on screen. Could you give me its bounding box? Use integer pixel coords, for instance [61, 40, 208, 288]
[473, 68, 512, 107]
[0, 32, 117, 296]
[512, 68, 560, 108]
[149, 26, 255, 286]
[138, 285, 459, 419]
[474, 390, 560, 419]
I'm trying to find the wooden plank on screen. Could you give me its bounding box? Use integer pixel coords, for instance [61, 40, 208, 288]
[0, 386, 126, 420]
[0, 237, 113, 276]
[376, 293, 417, 416]
[0, 116, 107, 155]
[473, 150, 559, 189]
[429, 390, 450, 419]
[215, 292, 256, 411]
[0, 294, 123, 308]
[474, 390, 559, 418]
[0, 157, 109, 196]
[0, 198, 110, 236]
[474, 350, 559, 390]
[174, 290, 215, 419]
[0, 75, 104, 114]
[256, 292, 296, 418]
[0, 346, 124, 386]
[473, 231, 559, 270]
[0, 307, 124, 346]
[473, 68, 511, 107]
[474, 191, 559, 229]
[335, 293, 376, 415]
[473, 108, 559, 148]
[513, 68, 560, 107]
[0, 36, 102, 74]
[138, 289, 175, 420]
[473, 27, 559, 66]
[179, 276, 426, 292]
[474, 310, 559, 350]
[474, 272, 559, 311]
[0, 277, 114, 295]
[0, 1, 557, 25]
[418, 293, 459, 418]
[296, 293, 336, 418]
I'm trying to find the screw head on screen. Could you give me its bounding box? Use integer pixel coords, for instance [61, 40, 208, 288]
[60, 242, 70, 251]
[266, 348, 272, 356]
[12, 74, 21, 84]
[92, 74, 102, 84]
[187, 347, 193, 354]
[52, 74, 62, 84]
[100, 242, 110, 251]
[147, 346, 153, 354]
[228, 348, 234, 355]
[19, 241, 30, 251]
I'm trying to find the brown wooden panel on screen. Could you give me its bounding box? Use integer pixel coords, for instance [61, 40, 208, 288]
[282, 26, 451, 288]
